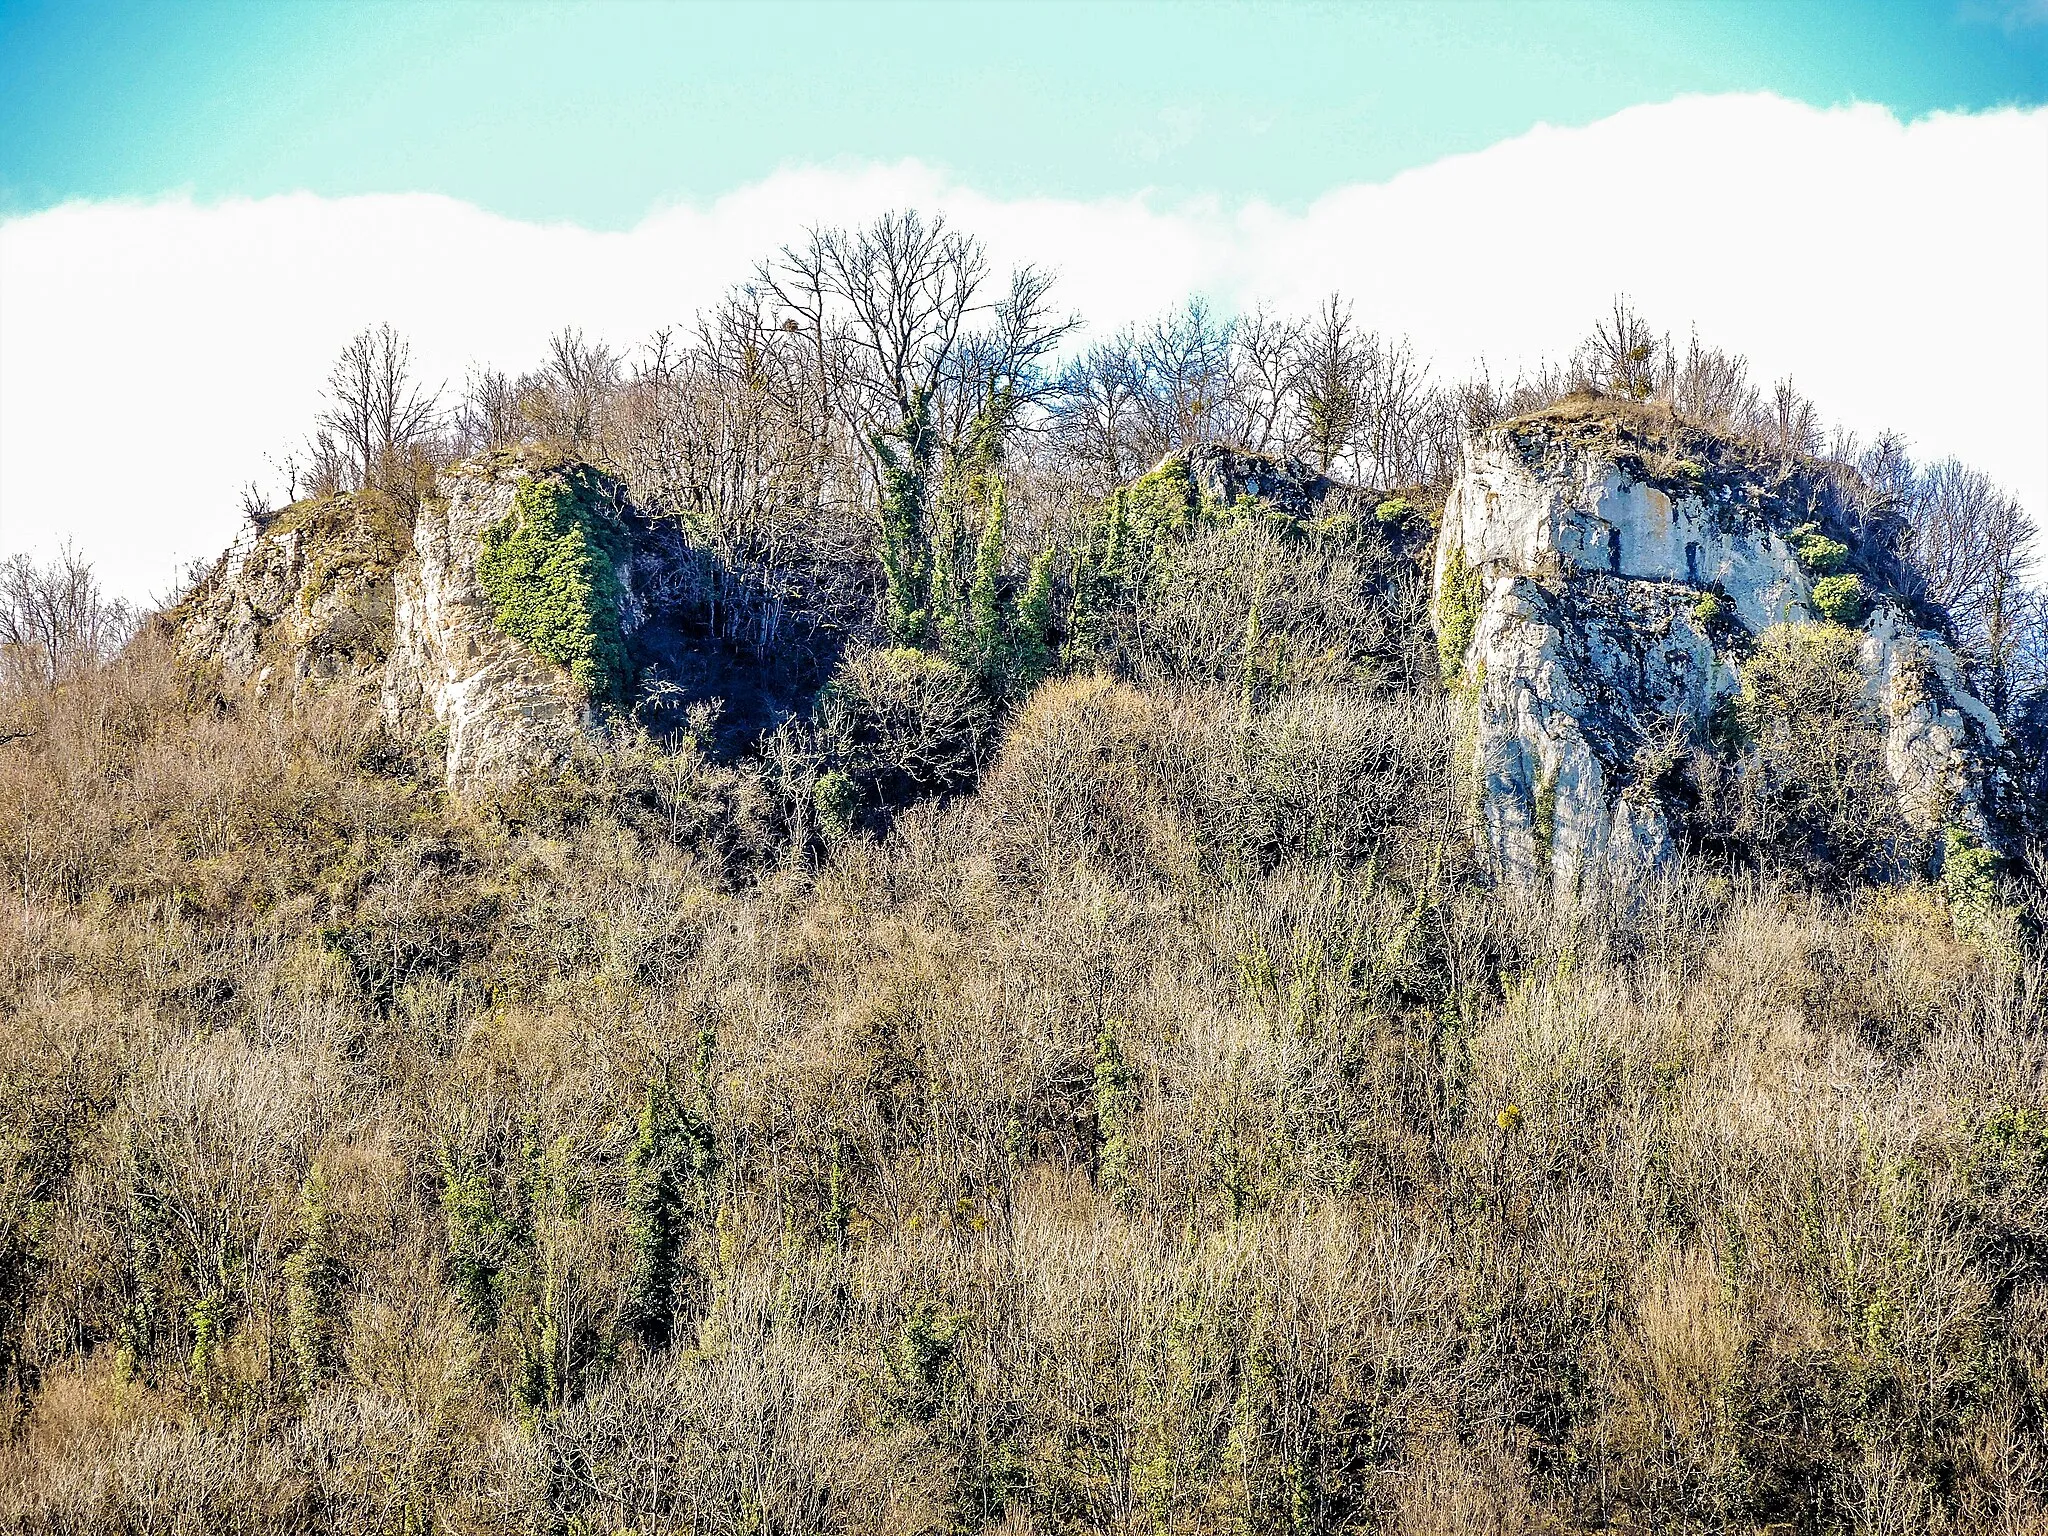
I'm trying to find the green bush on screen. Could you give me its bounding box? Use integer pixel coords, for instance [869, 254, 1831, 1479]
[476, 475, 630, 703]
[1789, 524, 1851, 575]
[813, 769, 860, 840]
[1811, 573, 1867, 626]
[1942, 825, 2019, 959]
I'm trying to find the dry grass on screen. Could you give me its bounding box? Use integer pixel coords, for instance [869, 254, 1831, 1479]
[0, 636, 2043, 1534]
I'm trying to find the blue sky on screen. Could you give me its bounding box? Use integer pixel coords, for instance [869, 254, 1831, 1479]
[3, 0, 2044, 225]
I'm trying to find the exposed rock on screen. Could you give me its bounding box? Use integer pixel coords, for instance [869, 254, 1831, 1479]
[383, 450, 653, 796]
[170, 492, 406, 693]
[172, 448, 682, 797]
[1432, 403, 2008, 890]
[1182, 443, 1330, 520]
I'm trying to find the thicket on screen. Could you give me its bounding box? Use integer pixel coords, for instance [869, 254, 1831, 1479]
[3, 534, 2047, 1536]
[1, 219, 2045, 1534]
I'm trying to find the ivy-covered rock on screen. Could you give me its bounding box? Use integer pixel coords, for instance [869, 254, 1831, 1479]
[476, 473, 631, 703]
[385, 449, 648, 795]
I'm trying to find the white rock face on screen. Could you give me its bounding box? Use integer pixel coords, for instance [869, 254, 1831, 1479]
[1433, 428, 2006, 891]
[383, 462, 599, 796]
[1438, 445, 1814, 634]
[1860, 608, 2007, 834]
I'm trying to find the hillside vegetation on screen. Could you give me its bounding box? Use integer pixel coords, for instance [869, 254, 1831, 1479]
[1, 222, 2046, 1535]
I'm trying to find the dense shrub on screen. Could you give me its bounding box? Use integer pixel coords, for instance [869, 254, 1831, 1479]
[1, 535, 2044, 1536]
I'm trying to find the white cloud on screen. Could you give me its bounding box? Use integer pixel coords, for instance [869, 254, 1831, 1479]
[2, 92, 2043, 603]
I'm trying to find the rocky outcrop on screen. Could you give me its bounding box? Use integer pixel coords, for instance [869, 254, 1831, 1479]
[172, 493, 406, 693]
[1432, 402, 2008, 890]
[1182, 443, 1331, 521]
[382, 453, 635, 795]
[174, 448, 675, 797]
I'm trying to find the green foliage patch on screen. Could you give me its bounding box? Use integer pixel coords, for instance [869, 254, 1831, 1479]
[1790, 524, 1851, 575]
[1436, 543, 1481, 688]
[476, 475, 630, 703]
[1811, 572, 1868, 626]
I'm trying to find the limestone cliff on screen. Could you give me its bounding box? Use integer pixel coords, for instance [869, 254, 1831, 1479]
[382, 451, 653, 794]
[1431, 399, 2009, 890]
[174, 447, 680, 797]
[171, 492, 407, 694]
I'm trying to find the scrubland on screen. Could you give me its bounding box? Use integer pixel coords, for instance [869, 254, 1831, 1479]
[3, 228, 2046, 1531]
[0, 611, 2043, 1535]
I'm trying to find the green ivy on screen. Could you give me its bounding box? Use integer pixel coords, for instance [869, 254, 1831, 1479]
[476, 476, 630, 703]
[1436, 543, 1481, 688]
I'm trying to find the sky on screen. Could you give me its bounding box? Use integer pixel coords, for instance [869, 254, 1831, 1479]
[1, 0, 2045, 600]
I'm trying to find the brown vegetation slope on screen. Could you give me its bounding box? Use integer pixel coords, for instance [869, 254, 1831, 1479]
[0, 609, 2044, 1534]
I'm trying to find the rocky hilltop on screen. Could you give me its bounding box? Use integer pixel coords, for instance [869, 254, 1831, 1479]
[1432, 398, 2010, 888]
[175, 446, 693, 796]
[173, 414, 2016, 892]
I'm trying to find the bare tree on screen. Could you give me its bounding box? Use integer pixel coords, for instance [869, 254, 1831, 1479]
[1234, 306, 1304, 456]
[1671, 330, 1760, 431]
[1050, 334, 1151, 492]
[948, 264, 1080, 450]
[454, 365, 526, 455]
[314, 323, 442, 494]
[764, 211, 991, 455]
[1906, 460, 2037, 717]
[1134, 297, 1241, 454]
[1760, 378, 1823, 460]
[0, 546, 138, 691]
[1573, 297, 1667, 401]
[520, 329, 622, 448]
[1354, 335, 1442, 487]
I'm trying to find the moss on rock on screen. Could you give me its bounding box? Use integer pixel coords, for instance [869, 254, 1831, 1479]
[1436, 543, 1481, 688]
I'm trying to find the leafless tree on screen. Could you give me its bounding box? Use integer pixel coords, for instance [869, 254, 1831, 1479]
[766, 211, 989, 453]
[1906, 460, 2037, 717]
[948, 264, 1080, 449]
[1573, 297, 1667, 401]
[1671, 330, 1760, 431]
[604, 302, 865, 654]
[1049, 334, 1151, 493]
[1354, 334, 1443, 487]
[0, 545, 138, 691]
[1760, 378, 1824, 460]
[1134, 297, 1241, 454]
[454, 365, 526, 454]
[1234, 306, 1304, 456]
[314, 323, 442, 494]
[521, 329, 622, 448]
